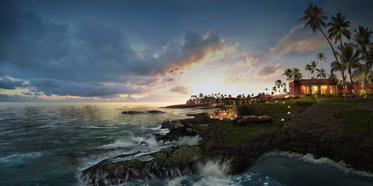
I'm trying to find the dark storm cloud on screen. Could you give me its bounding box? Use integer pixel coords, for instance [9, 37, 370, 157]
[29, 79, 147, 97]
[0, 77, 27, 89]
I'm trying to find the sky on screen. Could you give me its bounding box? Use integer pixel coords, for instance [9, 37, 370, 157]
[1, 0, 373, 102]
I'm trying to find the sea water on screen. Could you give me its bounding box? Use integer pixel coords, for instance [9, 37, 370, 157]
[0, 102, 372, 186]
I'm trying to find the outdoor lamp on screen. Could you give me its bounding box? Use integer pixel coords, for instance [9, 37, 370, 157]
[287, 112, 291, 114]
[281, 118, 285, 122]
[235, 115, 237, 117]
[210, 116, 212, 118]
[283, 102, 285, 104]
[276, 101, 278, 102]
[220, 118, 223, 120]
[288, 106, 290, 108]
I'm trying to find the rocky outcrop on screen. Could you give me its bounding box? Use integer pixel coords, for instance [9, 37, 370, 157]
[185, 112, 209, 117]
[160, 114, 212, 141]
[121, 111, 144, 114]
[148, 110, 165, 113]
[80, 146, 200, 186]
[233, 115, 272, 125]
[121, 110, 165, 114]
[161, 104, 208, 108]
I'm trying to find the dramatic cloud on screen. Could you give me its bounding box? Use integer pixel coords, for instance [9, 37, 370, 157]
[29, 79, 147, 97]
[254, 63, 282, 77]
[0, 1, 236, 99]
[169, 86, 192, 95]
[269, 24, 329, 57]
[0, 77, 28, 89]
[223, 72, 247, 86]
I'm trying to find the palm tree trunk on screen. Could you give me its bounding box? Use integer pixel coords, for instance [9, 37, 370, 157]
[339, 37, 347, 100]
[320, 59, 323, 79]
[349, 69, 358, 98]
[318, 28, 340, 67]
[364, 52, 368, 98]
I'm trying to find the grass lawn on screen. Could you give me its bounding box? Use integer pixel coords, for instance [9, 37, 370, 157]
[265, 97, 317, 125]
[319, 98, 373, 103]
[343, 110, 373, 134]
[227, 123, 277, 146]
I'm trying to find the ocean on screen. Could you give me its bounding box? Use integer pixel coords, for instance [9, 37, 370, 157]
[0, 102, 372, 186]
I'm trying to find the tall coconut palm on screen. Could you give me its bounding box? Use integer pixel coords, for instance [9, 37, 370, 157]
[291, 68, 302, 96]
[275, 79, 283, 90]
[328, 13, 352, 99]
[298, 3, 340, 72]
[331, 60, 354, 95]
[316, 53, 327, 79]
[352, 26, 373, 97]
[283, 68, 293, 94]
[305, 64, 313, 79]
[338, 43, 362, 98]
[310, 61, 318, 78]
[316, 68, 327, 79]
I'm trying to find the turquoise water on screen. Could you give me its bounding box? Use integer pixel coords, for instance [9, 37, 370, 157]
[0, 102, 372, 186]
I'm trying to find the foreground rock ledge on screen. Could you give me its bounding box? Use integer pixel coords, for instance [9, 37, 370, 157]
[80, 146, 200, 185]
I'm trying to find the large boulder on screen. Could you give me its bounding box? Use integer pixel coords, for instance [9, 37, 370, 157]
[233, 115, 271, 125]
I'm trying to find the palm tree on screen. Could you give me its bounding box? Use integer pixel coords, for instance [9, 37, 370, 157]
[275, 79, 283, 90]
[352, 26, 373, 97]
[328, 12, 352, 99]
[298, 3, 340, 72]
[316, 53, 327, 79]
[272, 86, 277, 94]
[338, 43, 362, 98]
[310, 61, 318, 79]
[283, 68, 293, 94]
[316, 68, 327, 79]
[328, 69, 337, 79]
[265, 88, 268, 95]
[305, 64, 313, 79]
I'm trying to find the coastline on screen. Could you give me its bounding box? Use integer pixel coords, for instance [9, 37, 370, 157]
[82, 98, 373, 185]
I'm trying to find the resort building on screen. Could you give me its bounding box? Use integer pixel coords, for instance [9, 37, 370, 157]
[188, 95, 200, 105]
[214, 108, 229, 118]
[289, 79, 373, 96]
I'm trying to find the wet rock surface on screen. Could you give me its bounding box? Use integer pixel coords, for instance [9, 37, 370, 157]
[81, 146, 200, 186]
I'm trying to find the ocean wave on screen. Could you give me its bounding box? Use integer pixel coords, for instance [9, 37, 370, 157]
[0, 152, 43, 163]
[262, 151, 373, 178]
[80, 126, 120, 129]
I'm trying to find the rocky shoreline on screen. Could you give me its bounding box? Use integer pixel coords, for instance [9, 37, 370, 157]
[81, 101, 373, 185]
[161, 104, 208, 108]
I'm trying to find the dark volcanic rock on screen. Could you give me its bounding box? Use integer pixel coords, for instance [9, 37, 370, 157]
[121, 111, 144, 114]
[233, 115, 271, 125]
[80, 146, 200, 186]
[148, 110, 165, 113]
[161, 104, 208, 108]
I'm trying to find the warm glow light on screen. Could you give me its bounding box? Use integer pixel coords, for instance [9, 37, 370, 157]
[281, 118, 285, 122]
[210, 116, 212, 118]
[282, 102, 285, 104]
[287, 112, 290, 114]
[288, 106, 290, 108]
[220, 118, 223, 120]
[276, 101, 278, 102]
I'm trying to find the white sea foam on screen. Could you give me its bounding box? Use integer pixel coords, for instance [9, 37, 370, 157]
[0, 152, 43, 163]
[262, 151, 373, 178]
